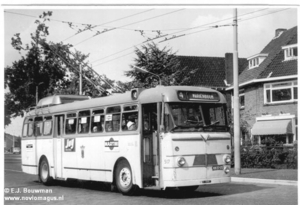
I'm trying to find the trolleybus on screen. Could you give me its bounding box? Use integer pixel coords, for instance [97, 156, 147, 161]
[21, 86, 231, 195]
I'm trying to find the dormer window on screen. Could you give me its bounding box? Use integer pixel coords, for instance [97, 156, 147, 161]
[247, 53, 268, 69]
[282, 44, 298, 61]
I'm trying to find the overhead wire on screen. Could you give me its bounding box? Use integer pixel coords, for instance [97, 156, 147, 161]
[158, 8, 291, 43]
[62, 9, 155, 42]
[91, 8, 270, 66]
[92, 8, 291, 67]
[73, 9, 185, 46]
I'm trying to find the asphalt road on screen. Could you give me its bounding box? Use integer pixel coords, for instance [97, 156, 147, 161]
[4, 154, 298, 205]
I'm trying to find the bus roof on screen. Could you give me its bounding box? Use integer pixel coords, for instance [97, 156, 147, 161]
[27, 86, 226, 116]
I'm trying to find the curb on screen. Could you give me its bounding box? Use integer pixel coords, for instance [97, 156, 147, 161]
[231, 177, 298, 186]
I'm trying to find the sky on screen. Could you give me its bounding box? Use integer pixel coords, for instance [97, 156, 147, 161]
[1, 4, 299, 136]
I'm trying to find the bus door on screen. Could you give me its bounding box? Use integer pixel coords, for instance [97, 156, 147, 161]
[53, 115, 64, 178]
[141, 103, 158, 187]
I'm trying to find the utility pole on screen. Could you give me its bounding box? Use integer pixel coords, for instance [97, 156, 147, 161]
[233, 8, 241, 174]
[79, 64, 82, 95]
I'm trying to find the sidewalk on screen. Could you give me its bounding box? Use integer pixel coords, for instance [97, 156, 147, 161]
[230, 168, 298, 186]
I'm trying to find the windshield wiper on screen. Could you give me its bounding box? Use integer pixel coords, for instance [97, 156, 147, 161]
[203, 121, 220, 127]
[170, 125, 190, 132]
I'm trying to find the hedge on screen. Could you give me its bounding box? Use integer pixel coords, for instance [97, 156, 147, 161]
[231, 140, 297, 169]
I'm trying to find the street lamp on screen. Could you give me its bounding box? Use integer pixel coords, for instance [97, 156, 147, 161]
[134, 66, 162, 86]
[36, 82, 44, 105]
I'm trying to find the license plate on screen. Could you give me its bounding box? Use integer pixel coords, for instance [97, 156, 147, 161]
[212, 165, 224, 171]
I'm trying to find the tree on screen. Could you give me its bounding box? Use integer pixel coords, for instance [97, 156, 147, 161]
[125, 42, 195, 89]
[5, 12, 70, 126]
[4, 11, 106, 126]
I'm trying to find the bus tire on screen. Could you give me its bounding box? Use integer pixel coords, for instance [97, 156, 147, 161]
[115, 160, 136, 195]
[39, 158, 53, 186]
[178, 185, 199, 192]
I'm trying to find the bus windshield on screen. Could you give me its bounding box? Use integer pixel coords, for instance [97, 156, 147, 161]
[165, 102, 228, 132]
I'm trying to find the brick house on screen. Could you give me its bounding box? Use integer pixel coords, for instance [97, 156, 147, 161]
[177, 54, 248, 90]
[226, 26, 298, 145]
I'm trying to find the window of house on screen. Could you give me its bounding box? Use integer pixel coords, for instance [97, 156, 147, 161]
[248, 53, 268, 69]
[239, 89, 245, 109]
[91, 109, 104, 133]
[283, 44, 298, 61]
[105, 106, 121, 132]
[249, 58, 259, 68]
[264, 80, 298, 104]
[43, 116, 52, 136]
[66, 113, 77, 134]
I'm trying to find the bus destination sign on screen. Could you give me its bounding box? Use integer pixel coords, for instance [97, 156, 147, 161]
[187, 92, 219, 101]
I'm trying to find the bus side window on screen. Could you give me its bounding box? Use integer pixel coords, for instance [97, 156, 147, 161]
[22, 118, 32, 138]
[78, 110, 90, 134]
[43, 116, 53, 136]
[22, 123, 28, 138]
[34, 117, 43, 137]
[122, 105, 138, 131]
[106, 106, 121, 132]
[66, 113, 77, 134]
[91, 109, 104, 133]
[28, 119, 34, 137]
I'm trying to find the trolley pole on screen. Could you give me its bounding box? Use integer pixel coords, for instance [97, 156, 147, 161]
[79, 64, 82, 95]
[233, 8, 241, 175]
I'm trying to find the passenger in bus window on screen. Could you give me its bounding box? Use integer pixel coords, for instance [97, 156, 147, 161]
[122, 119, 128, 130]
[127, 120, 137, 131]
[81, 122, 89, 133]
[144, 119, 149, 130]
[106, 123, 113, 132]
[92, 126, 98, 132]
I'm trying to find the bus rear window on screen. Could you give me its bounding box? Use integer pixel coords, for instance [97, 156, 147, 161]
[22, 118, 33, 137]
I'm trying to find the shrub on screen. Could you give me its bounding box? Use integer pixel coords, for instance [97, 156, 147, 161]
[231, 140, 297, 169]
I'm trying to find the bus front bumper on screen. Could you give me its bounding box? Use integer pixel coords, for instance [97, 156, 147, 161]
[163, 177, 231, 189]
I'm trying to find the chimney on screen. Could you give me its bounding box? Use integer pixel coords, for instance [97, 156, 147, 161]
[275, 28, 287, 37]
[225, 53, 233, 85]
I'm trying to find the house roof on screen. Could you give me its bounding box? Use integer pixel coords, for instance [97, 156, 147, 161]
[238, 26, 297, 85]
[177, 55, 248, 88]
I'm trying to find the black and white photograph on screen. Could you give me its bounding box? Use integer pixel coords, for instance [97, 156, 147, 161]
[2, 1, 298, 204]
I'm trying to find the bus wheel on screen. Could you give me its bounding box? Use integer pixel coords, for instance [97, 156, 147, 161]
[115, 160, 136, 195]
[39, 158, 52, 185]
[178, 186, 199, 192]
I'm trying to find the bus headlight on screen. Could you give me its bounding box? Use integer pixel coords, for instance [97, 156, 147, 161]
[223, 155, 231, 164]
[177, 157, 186, 167]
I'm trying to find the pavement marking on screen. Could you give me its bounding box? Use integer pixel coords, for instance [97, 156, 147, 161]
[231, 177, 298, 186]
[5, 169, 23, 173]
